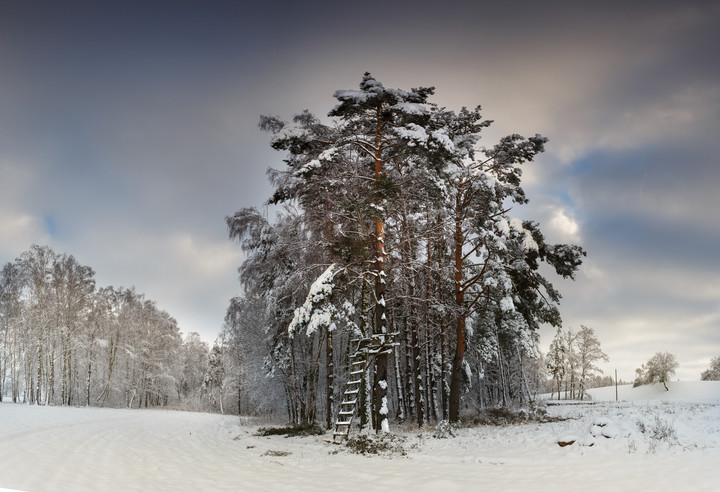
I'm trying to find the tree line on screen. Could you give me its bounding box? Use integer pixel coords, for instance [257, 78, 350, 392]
[221, 73, 586, 428]
[0, 244, 212, 409]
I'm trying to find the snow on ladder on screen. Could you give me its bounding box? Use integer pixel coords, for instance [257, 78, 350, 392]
[332, 334, 398, 443]
[332, 338, 370, 443]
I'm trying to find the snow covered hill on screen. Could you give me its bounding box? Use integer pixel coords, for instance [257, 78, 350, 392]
[1, 388, 719, 492]
[586, 380, 720, 402]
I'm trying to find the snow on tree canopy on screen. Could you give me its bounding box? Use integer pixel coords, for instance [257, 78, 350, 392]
[332, 89, 371, 104]
[287, 264, 338, 337]
[500, 296, 515, 313]
[431, 129, 455, 153]
[295, 159, 322, 176]
[269, 125, 310, 147]
[391, 102, 429, 115]
[396, 123, 429, 147]
[497, 217, 539, 252]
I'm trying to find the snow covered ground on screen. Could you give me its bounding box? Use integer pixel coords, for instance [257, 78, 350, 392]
[1, 381, 719, 492]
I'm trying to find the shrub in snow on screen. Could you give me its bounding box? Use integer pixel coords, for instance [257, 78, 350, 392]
[433, 420, 458, 439]
[256, 422, 325, 437]
[627, 438, 637, 453]
[343, 434, 408, 456]
[636, 411, 678, 453]
[470, 404, 555, 426]
[649, 414, 677, 443]
[261, 450, 292, 457]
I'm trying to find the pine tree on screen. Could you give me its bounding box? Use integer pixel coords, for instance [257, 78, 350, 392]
[226, 73, 586, 429]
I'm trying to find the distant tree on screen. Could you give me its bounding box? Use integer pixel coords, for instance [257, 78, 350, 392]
[635, 352, 679, 390]
[545, 328, 566, 399]
[0, 261, 25, 402]
[203, 340, 226, 413]
[562, 328, 578, 399]
[0, 245, 200, 409]
[179, 332, 209, 401]
[700, 356, 720, 381]
[575, 325, 609, 399]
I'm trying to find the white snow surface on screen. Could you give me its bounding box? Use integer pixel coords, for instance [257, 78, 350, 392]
[1, 381, 719, 491]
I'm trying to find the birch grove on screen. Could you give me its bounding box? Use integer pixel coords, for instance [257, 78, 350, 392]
[0, 245, 210, 408]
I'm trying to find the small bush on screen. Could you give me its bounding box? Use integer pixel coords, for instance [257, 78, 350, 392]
[345, 434, 407, 456]
[637, 412, 677, 454]
[467, 404, 557, 426]
[650, 415, 677, 442]
[433, 420, 458, 439]
[261, 450, 292, 457]
[256, 422, 325, 437]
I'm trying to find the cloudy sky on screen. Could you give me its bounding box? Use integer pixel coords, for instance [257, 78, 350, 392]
[2, 0, 719, 381]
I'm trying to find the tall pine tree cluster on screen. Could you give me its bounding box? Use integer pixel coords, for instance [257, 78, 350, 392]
[224, 74, 585, 428]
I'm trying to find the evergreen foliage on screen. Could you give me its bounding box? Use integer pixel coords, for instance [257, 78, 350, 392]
[223, 73, 586, 428]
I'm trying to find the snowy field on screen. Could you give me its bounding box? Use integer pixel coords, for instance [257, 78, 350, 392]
[1, 381, 719, 492]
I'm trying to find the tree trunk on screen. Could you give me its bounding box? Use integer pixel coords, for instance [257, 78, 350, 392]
[402, 314, 415, 420]
[372, 111, 390, 433]
[36, 344, 42, 405]
[392, 340, 406, 421]
[67, 348, 72, 405]
[425, 222, 435, 423]
[325, 329, 334, 429]
[86, 359, 92, 406]
[410, 317, 423, 427]
[436, 215, 449, 421]
[449, 189, 466, 422]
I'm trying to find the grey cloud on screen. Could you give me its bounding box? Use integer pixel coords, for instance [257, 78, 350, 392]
[1, 0, 718, 371]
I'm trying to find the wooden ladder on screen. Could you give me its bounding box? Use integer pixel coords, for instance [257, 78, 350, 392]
[332, 338, 370, 443]
[332, 334, 398, 443]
